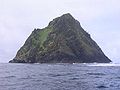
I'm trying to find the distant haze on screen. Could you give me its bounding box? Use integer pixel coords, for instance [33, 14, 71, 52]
[0, 0, 120, 63]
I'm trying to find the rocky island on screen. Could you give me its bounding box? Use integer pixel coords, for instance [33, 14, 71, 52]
[9, 13, 111, 63]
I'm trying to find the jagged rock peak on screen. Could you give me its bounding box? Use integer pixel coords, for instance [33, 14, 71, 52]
[9, 13, 111, 63]
[48, 13, 81, 27]
[58, 13, 74, 20]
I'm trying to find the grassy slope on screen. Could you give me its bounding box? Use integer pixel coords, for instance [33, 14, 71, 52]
[16, 27, 53, 59]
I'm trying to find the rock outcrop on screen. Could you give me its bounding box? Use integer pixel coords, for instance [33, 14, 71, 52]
[9, 13, 111, 63]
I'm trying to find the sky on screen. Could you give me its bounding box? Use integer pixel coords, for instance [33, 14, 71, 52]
[0, 0, 120, 63]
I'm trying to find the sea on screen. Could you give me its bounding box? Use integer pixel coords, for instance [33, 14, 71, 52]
[0, 63, 120, 90]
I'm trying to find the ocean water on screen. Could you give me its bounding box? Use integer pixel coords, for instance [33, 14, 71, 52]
[0, 63, 120, 90]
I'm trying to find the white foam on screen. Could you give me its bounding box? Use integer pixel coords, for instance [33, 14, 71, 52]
[88, 63, 120, 66]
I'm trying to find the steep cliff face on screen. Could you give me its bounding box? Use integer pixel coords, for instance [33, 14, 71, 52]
[9, 13, 111, 63]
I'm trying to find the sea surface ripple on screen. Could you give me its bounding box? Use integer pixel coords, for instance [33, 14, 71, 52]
[0, 63, 120, 90]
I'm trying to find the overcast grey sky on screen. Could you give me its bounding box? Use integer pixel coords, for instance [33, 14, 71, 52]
[0, 0, 120, 63]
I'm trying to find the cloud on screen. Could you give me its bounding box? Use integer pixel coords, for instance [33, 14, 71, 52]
[0, 0, 120, 63]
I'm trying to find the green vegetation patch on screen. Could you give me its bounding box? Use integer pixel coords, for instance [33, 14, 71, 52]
[21, 27, 53, 56]
[39, 27, 52, 48]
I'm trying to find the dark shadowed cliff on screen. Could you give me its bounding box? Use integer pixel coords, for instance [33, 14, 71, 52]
[9, 13, 111, 63]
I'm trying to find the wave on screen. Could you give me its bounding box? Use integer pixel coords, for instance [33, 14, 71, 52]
[87, 63, 120, 66]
